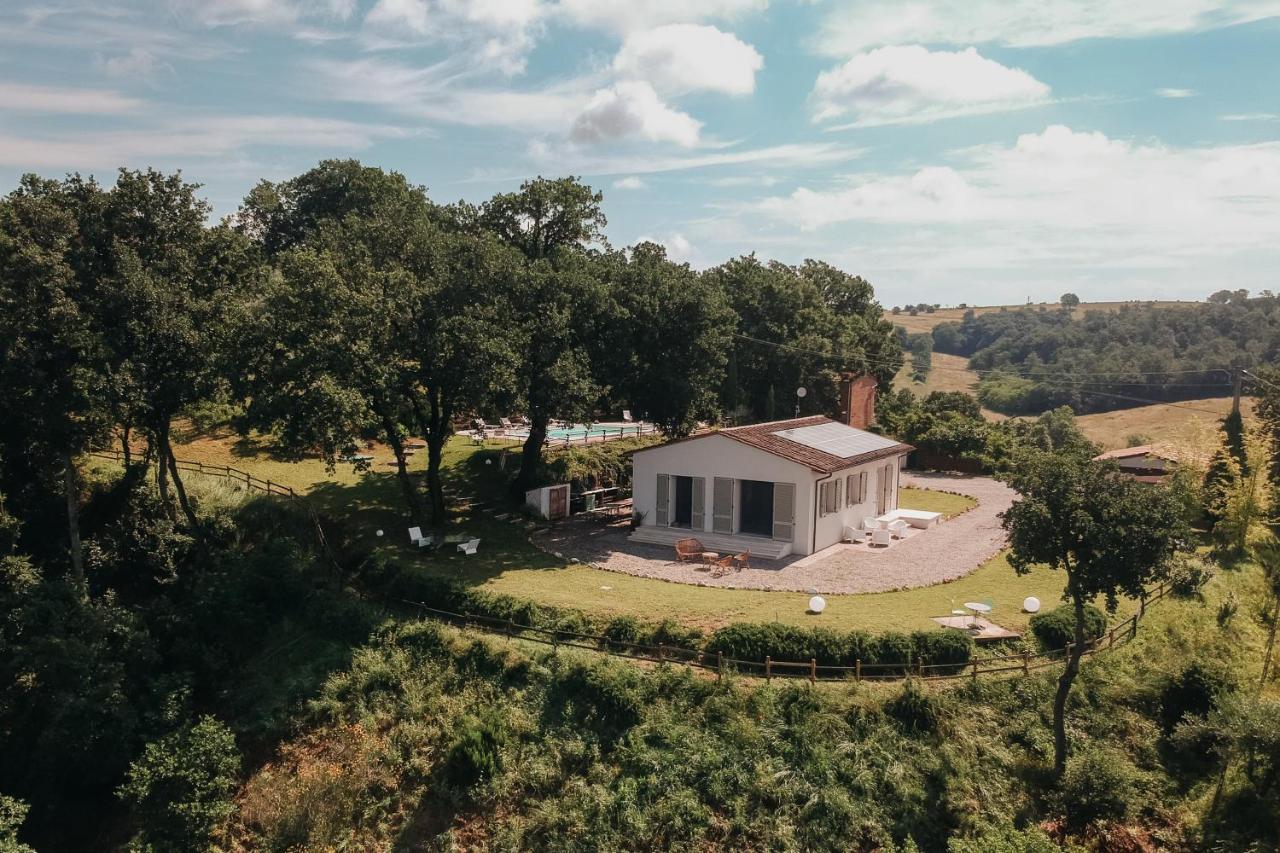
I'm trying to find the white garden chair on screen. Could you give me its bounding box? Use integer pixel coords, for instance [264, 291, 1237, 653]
[457, 538, 481, 555]
[870, 528, 893, 547]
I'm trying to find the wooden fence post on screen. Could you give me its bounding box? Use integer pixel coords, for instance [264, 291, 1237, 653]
[1139, 594, 1147, 618]
[765, 656, 772, 681]
[810, 658, 817, 684]
[1022, 650, 1030, 674]
[657, 643, 665, 663]
[855, 659, 861, 682]
[717, 651, 724, 681]
[1108, 627, 1116, 649]
[971, 657, 978, 681]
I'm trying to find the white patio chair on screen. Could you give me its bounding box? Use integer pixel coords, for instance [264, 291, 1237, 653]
[622, 409, 634, 422]
[870, 528, 893, 547]
[862, 517, 880, 532]
[408, 526, 431, 548]
[888, 519, 910, 539]
[457, 538, 481, 555]
[842, 525, 860, 543]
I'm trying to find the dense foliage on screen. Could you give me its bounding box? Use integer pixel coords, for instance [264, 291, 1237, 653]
[930, 300, 1274, 414]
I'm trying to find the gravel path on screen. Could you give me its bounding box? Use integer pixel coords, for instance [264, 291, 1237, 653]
[539, 473, 1015, 594]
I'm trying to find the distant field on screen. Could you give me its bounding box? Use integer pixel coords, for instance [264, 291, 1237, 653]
[892, 352, 1007, 421]
[1076, 397, 1253, 452]
[885, 300, 1199, 334]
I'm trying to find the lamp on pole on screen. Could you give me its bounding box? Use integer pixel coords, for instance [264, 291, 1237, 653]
[795, 386, 807, 418]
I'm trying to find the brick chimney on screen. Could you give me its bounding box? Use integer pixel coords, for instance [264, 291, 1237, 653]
[840, 373, 878, 430]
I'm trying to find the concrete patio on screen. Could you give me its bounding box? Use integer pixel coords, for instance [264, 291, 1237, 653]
[537, 472, 1016, 594]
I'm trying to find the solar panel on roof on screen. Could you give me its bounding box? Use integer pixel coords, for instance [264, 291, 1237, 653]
[772, 422, 900, 458]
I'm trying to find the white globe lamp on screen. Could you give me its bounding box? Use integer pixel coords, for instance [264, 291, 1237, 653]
[809, 595, 826, 614]
[1022, 596, 1041, 614]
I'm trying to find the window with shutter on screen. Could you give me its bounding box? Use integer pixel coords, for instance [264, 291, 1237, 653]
[690, 477, 705, 530]
[655, 474, 669, 526]
[772, 482, 795, 540]
[712, 477, 733, 533]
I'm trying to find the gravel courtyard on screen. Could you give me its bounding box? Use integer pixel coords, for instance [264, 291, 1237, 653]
[538, 473, 1016, 594]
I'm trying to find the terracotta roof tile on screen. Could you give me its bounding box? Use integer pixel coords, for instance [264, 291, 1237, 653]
[633, 415, 913, 473]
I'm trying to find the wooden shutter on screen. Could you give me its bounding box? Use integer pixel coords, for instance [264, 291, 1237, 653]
[712, 477, 733, 534]
[772, 482, 795, 541]
[835, 478, 842, 511]
[691, 477, 706, 531]
[860, 472, 868, 503]
[655, 474, 669, 526]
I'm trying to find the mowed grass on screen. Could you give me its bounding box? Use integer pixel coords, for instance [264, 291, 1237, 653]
[1076, 397, 1253, 451]
[150, 430, 1063, 633]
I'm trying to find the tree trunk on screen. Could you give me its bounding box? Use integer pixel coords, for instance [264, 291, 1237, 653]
[121, 424, 133, 468]
[1261, 597, 1279, 686]
[380, 413, 425, 527]
[62, 450, 84, 584]
[155, 426, 171, 511]
[407, 390, 449, 525]
[514, 413, 548, 495]
[165, 439, 202, 537]
[1053, 591, 1088, 779]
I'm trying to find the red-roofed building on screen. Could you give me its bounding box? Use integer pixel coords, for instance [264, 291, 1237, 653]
[630, 416, 913, 558]
[1093, 445, 1179, 482]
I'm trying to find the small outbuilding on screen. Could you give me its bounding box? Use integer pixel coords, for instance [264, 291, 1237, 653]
[629, 415, 913, 559]
[1094, 445, 1178, 484]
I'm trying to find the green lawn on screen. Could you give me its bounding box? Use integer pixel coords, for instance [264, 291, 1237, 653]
[137, 430, 1063, 633]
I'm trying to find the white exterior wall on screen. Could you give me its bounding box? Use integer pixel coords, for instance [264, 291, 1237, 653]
[632, 435, 910, 556]
[811, 456, 905, 552]
[632, 435, 818, 553]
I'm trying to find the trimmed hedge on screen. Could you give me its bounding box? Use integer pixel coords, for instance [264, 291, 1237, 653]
[373, 562, 974, 674]
[704, 622, 974, 675]
[1028, 603, 1107, 654]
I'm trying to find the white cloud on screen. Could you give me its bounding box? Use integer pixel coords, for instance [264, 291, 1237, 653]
[365, 0, 430, 34]
[570, 81, 702, 147]
[813, 0, 1280, 55]
[308, 58, 586, 131]
[182, 0, 356, 27]
[554, 0, 767, 33]
[1156, 87, 1197, 98]
[0, 81, 144, 114]
[811, 46, 1049, 128]
[100, 48, 173, 82]
[517, 140, 863, 179]
[1222, 112, 1280, 121]
[0, 115, 407, 169]
[741, 126, 1280, 275]
[614, 24, 763, 96]
[635, 231, 700, 265]
[613, 176, 647, 189]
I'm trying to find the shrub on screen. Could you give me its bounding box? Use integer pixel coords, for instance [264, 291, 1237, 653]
[602, 616, 643, 649]
[884, 680, 944, 735]
[1029, 604, 1106, 654]
[444, 711, 507, 791]
[868, 631, 914, 674]
[1057, 747, 1143, 830]
[1160, 660, 1234, 735]
[948, 822, 1060, 853]
[117, 716, 241, 853]
[1168, 555, 1213, 599]
[553, 661, 644, 738]
[911, 630, 974, 675]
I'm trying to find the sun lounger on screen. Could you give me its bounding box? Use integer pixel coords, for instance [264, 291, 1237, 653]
[457, 538, 480, 555]
[731, 550, 750, 571]
[622, 410, 634, 422]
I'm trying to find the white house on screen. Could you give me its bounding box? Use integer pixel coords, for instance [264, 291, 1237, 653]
[630, 415, 913, 559]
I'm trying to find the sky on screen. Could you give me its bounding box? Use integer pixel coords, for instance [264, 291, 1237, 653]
[3, 1, 1280, 306]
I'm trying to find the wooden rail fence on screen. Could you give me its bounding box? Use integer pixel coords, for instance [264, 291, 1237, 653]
[89, 448, 1174, 684]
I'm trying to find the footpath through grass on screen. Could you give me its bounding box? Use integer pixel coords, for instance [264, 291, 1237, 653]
[157, 429, 1063, 633]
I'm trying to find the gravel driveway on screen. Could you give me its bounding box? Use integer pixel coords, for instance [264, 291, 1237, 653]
[538, 472, 1016, 594]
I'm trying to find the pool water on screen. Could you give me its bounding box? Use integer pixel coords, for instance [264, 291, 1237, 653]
[547, 423, 645, 440]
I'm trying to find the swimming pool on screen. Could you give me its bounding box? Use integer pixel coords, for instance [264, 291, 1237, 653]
[547, 422, 648, 441]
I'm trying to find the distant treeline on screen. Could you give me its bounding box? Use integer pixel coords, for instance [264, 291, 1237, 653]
[930, 298, 1278, 414]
